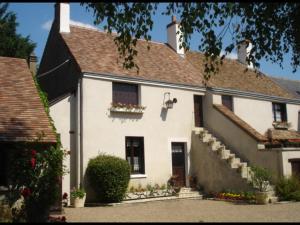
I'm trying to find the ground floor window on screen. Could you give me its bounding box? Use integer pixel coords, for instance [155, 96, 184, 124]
[126, 137, 145, 174]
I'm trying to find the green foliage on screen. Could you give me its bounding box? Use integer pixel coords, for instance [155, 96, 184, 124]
[250, 166, 272, 192]
[0, 3, 36, 59]
[70, 187, 86, 199]
[86, 154, 131, 203]
[8, 141, 64, 222]
[275, 176, 300, 201]
[83, 3, 300, 79]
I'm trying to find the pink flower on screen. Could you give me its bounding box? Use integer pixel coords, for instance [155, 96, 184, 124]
[30, 158, 36, 169]
[31, 150, 37, 157]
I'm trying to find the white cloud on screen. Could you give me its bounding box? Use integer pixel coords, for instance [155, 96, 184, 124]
[220, 50, 238, 60]
[41, 19, 52, 31]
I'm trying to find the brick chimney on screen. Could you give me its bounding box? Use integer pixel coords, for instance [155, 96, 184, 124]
[237, 39, 253, 69]
[28, 53, 37, 76]
[166, 16, 184, 57]
[54, 3, 70, 33]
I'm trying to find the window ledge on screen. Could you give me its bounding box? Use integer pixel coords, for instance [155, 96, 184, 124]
[130, 174, 147, 179]
[110, 107, 145, 114]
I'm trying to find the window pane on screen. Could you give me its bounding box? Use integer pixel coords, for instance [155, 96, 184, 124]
[125, 137, 144, 174]
[272, 103, 287, 122]
[222, 95, 233, 111]
[113, 82, 138, 105]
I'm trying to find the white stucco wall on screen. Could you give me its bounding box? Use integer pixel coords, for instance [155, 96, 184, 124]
[233, 96, 273, 134]
[281, 150, 300, 177]
[50, 94, 76, 202]
[212, 94, 300, 135]
[81, 77, 205, 190]
[287, 104, 300, 131]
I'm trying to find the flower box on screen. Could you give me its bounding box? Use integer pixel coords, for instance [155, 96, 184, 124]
[110, 107, 145, 114]
[110, 103, 146, 114]
[272, 121, 291, 130]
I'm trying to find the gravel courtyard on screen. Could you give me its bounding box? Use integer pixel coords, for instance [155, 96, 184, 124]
[64, 199, 300, 222]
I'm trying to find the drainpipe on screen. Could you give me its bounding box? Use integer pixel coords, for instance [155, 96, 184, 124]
[76, 78, 82, 188]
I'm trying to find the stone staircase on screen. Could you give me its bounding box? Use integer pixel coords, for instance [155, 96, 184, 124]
[194, 127, 278, 203]
[177, 187, 203, 199]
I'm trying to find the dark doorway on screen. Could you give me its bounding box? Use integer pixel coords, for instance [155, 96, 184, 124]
[171, 142, 186, 187]
[194, 95, 203, 127]
[289, 159, 300, 179]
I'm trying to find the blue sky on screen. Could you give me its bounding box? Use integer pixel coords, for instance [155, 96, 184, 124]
[8, 2, 300, 80]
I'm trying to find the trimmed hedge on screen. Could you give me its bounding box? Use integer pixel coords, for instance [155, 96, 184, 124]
[86, 154, 131, 203]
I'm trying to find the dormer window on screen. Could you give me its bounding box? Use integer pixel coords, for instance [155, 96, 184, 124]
[113, 82, 138, 105]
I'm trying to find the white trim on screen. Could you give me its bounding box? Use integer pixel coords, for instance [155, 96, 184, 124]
[130, 174, 148, 179]
[83, 72, 206, 93]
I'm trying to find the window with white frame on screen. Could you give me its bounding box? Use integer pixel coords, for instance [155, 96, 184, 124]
[125, 137, 145, 174]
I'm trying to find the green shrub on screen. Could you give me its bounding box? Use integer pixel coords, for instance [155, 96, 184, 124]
[86, 154, 131, 203]
[275, 176, 300, 201]
[250, 166, 272, 192]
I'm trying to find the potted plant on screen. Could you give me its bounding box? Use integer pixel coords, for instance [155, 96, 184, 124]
[70, 187, 86, 208]
[250, 166, 272, 204]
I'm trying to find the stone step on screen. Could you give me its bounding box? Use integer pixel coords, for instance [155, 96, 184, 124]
[202, 133, 212, 143]
[230, 157, 241, 168]
[177, 191, 203, 199]
[179, 187, 192, 193]
[220, 149, 231, 159]
[210, 141, 222, 151]
[193, 127, 204, 134]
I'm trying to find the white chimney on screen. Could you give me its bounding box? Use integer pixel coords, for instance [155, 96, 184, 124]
[237, 40, 253, 69]
[167, 16, 184, 57]
[54, 3, 70, 33]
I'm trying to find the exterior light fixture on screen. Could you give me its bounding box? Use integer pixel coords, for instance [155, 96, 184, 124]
[163, 92, 178, 109]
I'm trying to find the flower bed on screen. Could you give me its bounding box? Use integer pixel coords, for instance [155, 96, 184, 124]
[124, 184, 175, 201]
[212, 192, 256, 204]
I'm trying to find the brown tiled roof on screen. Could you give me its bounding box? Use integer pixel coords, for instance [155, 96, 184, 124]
[61, 26, 205, 87]
[0, 56, 56, 143]
[213, 104, 267, 142]
[61, 25, 293, 99]
[266, 129, 300, 141]
[186, 51, 294, 98]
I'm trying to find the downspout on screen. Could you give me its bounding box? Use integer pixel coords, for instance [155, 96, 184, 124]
[80, 77, 84, 187]
[76, 78, 82, 188]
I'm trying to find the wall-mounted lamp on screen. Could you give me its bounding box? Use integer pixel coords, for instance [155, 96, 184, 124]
[163, 92, 178, 109]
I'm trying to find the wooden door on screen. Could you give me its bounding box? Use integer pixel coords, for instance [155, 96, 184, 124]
[194, 95, 203, 127]
[171, 143, 186, 187]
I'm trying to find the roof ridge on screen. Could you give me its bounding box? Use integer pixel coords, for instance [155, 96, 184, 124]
[269, 75, 300, 83]
[69, 24, 165, 46]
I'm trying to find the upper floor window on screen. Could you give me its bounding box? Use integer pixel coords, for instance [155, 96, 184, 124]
[113, 82, 138, 105]
[126, 137, 145, 174]
[222, 95, 233, 111]
[272, 102, 287, 122]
